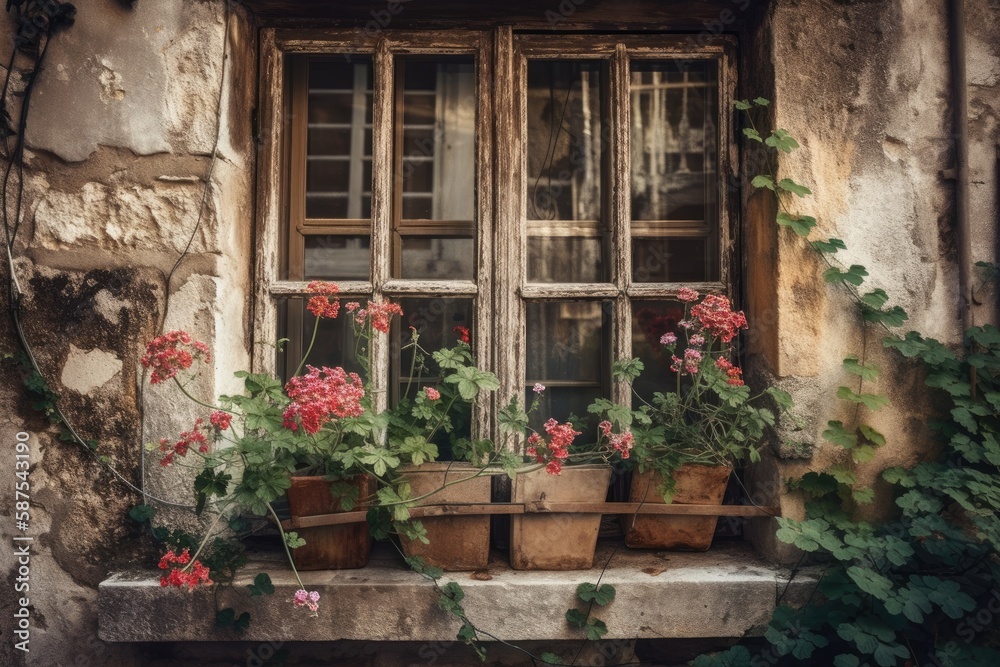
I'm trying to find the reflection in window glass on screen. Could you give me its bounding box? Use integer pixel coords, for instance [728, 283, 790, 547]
[527, 236, 604, 283]
[295, 304, 365, 380]
[631, 237, 714, 283]
[306, 59, 373, 219]
[304, 235, 370, 280]
[631, 300, 684, 404]
[400, 236, 474, 280]
[397, 59, 476, 221]
[525, 301, 609, 433]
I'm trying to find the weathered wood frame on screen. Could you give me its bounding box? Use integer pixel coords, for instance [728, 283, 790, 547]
[256, 28, 737, 447]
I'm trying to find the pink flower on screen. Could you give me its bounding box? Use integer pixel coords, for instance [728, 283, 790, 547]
[690, 294, 747, 343]
[677, 287, 700, 302]
[283, 366, 365, 434]
[345, 302, 360, 312]
[367, 299, 404, 333]
[659, 332, 677, 346]
[141, 330, 210, 384]
[683, 348, 703, 374]
[425, 387, 441, 401]
[293, 589, 321, 615]
[532, 383, 546, 394]
[306, 281, 341, 319]
[209, 411, 232, 431]
[158, 418, 209, 465]
[689, 334, 705, 347]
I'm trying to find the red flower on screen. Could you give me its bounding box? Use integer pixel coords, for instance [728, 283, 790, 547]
[283, 366, 365, 434]
[453, 326, 471, 344]
[690, 295, 747, 343]
[158, 549, 213, 589]
[715, 357, 745, 386]
[158, 418, 209, 465]
[425, 387, 441, 401]
[306, 281, 341, 319]
[527, 419, 580, 474]
[209, 411, 232, 431]
[141, 330, 210, 384]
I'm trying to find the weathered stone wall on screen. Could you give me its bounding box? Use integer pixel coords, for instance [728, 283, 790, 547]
[0, 0, 996, 664]
[0, 1, 254, 664]
[744, 0, 1000, 561]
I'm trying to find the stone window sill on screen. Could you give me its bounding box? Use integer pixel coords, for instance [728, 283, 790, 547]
[98, 541, 814, 642]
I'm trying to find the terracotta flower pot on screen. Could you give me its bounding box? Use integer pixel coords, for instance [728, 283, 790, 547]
[623, 464, 733, 551]
[285, 474, 374, 570]
[398, 462, 493, 571]
[510, 464, 612, 570]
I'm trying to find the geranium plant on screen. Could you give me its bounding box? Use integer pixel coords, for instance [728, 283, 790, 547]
[137, 282, 499, 617]
[593, 288, 793, 498]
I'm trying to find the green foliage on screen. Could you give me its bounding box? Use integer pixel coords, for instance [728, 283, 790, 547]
[128, 504, 156, 524]
[823, 265, 869, 287]
[247, 573, 275, 597]
[215, 607, 251, 635]
[777, 212, 817, 236]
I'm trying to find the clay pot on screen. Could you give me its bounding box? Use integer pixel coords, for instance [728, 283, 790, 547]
[285, 475, 374, 570]
[398, 463, 493, 571]
[510, 464, 612, 570]
[623, 464, 732, 551]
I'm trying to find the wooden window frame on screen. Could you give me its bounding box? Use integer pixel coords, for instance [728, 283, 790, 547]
[255, 27, 737, 447]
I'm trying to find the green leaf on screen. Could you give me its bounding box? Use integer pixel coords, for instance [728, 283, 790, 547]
[834, 656, 860, 667]
[776, 211, 817, 236]
[215, 608, 251, 635]
[811, 237, 847, 254]
[577, 582, 616, 606]
[585, 618, 609, 641]
[247, 573, 275, 596]
[753, 97, 770, 107]
[283, 531, 306, 549]
[852, 487, 875, 504]
[734, 99, 752, 111]
[852, 444, 877, 463]
[128, 504, 156, 523]
[692, 646, 753, 667]
[742, 127, 762, 142]
[857, 424, 886, 447]
[751, 174, 775, 191]
[824, 264, 869, 287]
[846, 566, 893, 600]
[777, 178, 811, 196]
[611, 357, 644, 382]
[565, 608, 589, 629]
[540, 653, 562, 665]
[843, 356, 879, 381]
[837, 386, 890, 411]
[766, 129, 800, 153]
[823, 420, 858, 449]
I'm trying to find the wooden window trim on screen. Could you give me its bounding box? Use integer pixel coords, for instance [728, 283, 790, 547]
[255, 27, 737, 447]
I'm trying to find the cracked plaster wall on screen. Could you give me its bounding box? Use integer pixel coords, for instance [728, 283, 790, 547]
[0, 0, 996, 664]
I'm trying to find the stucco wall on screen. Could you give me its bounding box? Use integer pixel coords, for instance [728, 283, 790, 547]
[0, 0, 996, 665]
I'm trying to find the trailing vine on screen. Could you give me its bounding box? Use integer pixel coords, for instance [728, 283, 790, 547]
[693, 100, 1000, 667]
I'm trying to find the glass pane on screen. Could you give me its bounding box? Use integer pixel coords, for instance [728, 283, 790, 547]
[397, 59, 476, 221]
[630, 60, 718, 283]
[306, 59, 373, 219]
[631, 300, 684, 404]
[632, 237, 715, 283]
[400, 236, 474, 279]
[299, 305, 365, 379]
[526, 61, 605, 222]
[527, 236, 603, 283]
[525, 301, 610, 433]
[304, 235, 370, 280]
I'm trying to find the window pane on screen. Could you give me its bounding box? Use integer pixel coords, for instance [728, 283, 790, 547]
[631, 300, 684, 404]
[400, 236, 474, 279]
[306, 59, 373, 220]
[631, 237, 715, 283]
[397, 59, 476, 221]
[295, 305, 365, 379]
[525, 301, 610, 432]
[527, 236, 603, 283]
[631, 60, 718, 283]
[526, 61, 605, 222]
[304, 235, 370, 280]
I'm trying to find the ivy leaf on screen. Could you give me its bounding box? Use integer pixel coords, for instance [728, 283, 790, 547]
[247, 573, 275, 597]
[829, 465, 857, 486]
[734, 99, 752, 111]
[753, 97, 771, 107]
[752, 175, 775, 191]
[837, 386, 890, 411]
[823, 421, 858, 449]
[777, 178, 812, 197]
[852, 444, 877, 464]
[852, 487, 875, 504]
[846, 566, 894, 600]
[776, 212, 817, 236]
[565, 608, 589, 629]
[843, 356, 879, 381]
[692, 646, 753, 667]
[863, 305, 909, 327]
[766, 129, 800, 153]
[577, 582, 616, 606]
[128, 504, 156, 523]
[860, 289, 889, 310]
[811, 238, 847, 254]
[742, 127, 762, 142]
[585, 618, 609, 641]
[824, 265, 869, 287]
[858, 424, 886, 447]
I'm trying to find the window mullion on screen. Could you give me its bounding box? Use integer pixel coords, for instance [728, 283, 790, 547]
[474, 31, 495, 444]
[493, 26, 523, 452]
[370, 39, 394, 416]
[611, 43, 632, 407]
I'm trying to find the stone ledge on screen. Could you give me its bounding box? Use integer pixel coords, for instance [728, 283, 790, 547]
[99, 540, 815, 643]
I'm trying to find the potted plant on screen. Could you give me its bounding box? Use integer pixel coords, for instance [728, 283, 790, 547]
[385, 325, 503, 571]
[593, 287, 791, 550]
[498, 386, 633, 570]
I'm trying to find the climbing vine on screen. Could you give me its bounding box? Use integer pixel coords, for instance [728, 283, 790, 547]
[693, 99, 1000, 667]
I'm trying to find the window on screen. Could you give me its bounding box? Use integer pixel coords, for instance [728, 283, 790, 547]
[258, 29, 735, 443]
